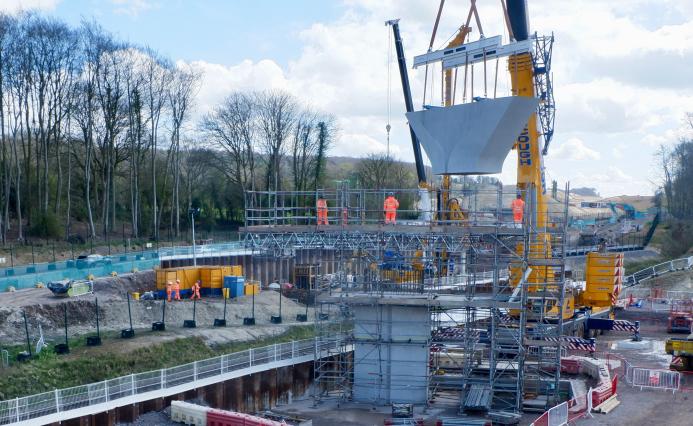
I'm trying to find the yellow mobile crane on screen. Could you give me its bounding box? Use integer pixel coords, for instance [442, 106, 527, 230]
[392, 0, 623, 326]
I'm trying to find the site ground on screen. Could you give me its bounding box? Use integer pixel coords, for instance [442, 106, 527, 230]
[0, 271, 316, 400]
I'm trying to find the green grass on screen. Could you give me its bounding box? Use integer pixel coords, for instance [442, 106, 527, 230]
[624, 257, 664, 275]
[0, 325, 315, 400]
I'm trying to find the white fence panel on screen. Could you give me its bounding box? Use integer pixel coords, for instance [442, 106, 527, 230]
[547, 401, 568, 426]
[165, 363, 195, 388]
[196, 356, 222, 380]
[623, 359, 634, 384]
[632, 368, 680, 392]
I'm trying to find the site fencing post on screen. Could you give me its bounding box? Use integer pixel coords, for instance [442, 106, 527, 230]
[55, 388, 60, 413]
[15, 397, 19, 423]
[160, 369, 165, 390]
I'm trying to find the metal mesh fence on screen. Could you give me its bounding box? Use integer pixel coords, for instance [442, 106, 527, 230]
[0, 240, 249, 292]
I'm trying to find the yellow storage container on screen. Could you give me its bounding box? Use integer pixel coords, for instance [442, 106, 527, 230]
[156, 267, 200, 291]
[229, 265, 243, 276]
[199, 267, 222, 289]
[199, 266, 240, 289]
[132, 292, 140, 300]
[244, 283, 260, 295]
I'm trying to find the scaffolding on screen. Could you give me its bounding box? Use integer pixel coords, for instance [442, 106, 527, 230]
[241, 184, 569, 414]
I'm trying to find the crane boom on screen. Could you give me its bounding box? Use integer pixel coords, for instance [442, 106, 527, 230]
[386, 19, 427, 185]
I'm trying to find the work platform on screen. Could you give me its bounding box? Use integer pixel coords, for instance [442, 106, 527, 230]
[242, 223, 525, 237]
[321, 293, 522, 310]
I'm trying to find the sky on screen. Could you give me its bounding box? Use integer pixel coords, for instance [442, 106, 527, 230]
[2, 0, 693, 197]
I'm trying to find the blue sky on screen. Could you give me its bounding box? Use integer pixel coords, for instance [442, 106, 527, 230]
[3, 0, 693, 197]
[48, 0, 344, 67]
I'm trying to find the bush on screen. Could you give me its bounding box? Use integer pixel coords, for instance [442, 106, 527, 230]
[29, 211, 62, 239]
[659, 220, 693, 258]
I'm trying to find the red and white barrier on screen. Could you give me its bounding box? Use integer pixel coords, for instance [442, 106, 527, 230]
[170, 401, 286, 426]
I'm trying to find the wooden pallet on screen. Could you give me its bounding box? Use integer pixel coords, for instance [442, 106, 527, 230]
[593, 394, 620, 414]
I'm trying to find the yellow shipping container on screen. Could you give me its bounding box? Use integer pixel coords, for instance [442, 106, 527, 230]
[244, 283, 260, 295]
[155, 267, 200, 291]
[198, 266, 239, 288]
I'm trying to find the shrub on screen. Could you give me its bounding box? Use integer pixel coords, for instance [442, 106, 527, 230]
[29, 211, 62, 239]
[660, 220, 693, 258]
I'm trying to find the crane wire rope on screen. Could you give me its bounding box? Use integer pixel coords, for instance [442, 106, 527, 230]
[386, 25, 392, 159]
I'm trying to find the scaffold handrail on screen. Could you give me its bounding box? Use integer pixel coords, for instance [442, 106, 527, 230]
[243, 187, 569, 229]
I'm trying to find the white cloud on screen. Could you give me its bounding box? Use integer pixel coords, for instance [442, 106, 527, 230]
[111, 0, 156, 17]
[549, 138, 601, 161]
[185, 59, 289, 117]
[178, 0, 692, 196]
[0, 0, 60, 13]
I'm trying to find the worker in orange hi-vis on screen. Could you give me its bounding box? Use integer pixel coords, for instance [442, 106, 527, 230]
[173, 279, 181, 301]
[166, 281, 173, 302]
[190, 279, 201, 300]
[383, 192, 400, 225]
[511, 193, 525, 227]
[316, 195, 328, 225]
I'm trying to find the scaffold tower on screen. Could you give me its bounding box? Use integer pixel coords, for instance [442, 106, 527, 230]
[240, 184, 569, 414]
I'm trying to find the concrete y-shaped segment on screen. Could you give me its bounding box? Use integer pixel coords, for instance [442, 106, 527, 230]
[406, 96, 539, 175]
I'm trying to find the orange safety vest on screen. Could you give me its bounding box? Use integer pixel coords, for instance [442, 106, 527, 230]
[317, 199, 327, 209]
[511, 198, 525, 221]
[384, 196, 399, 212]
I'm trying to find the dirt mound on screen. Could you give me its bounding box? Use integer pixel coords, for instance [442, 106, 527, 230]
[92, 270, 156, 297]
[0, 275, 313, 346]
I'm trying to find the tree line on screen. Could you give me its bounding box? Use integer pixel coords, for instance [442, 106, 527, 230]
[655, 113, 693, 257]
[0, 11, 350, 244]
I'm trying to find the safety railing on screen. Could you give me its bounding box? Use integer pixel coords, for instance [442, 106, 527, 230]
[529, 400, 568, 426]
[244, 187, 568, 230]
[0, 337, 342, 425]
[624, 256, 693, 287]
[631, 367, 680, 392]
[157, 241, 247, 259]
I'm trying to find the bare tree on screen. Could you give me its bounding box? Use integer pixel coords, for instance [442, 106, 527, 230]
[166, 64, 200, 236]
[256, 90, 296, 191]
[200, 92, 257, 192]
[142, 49, 172, 240]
